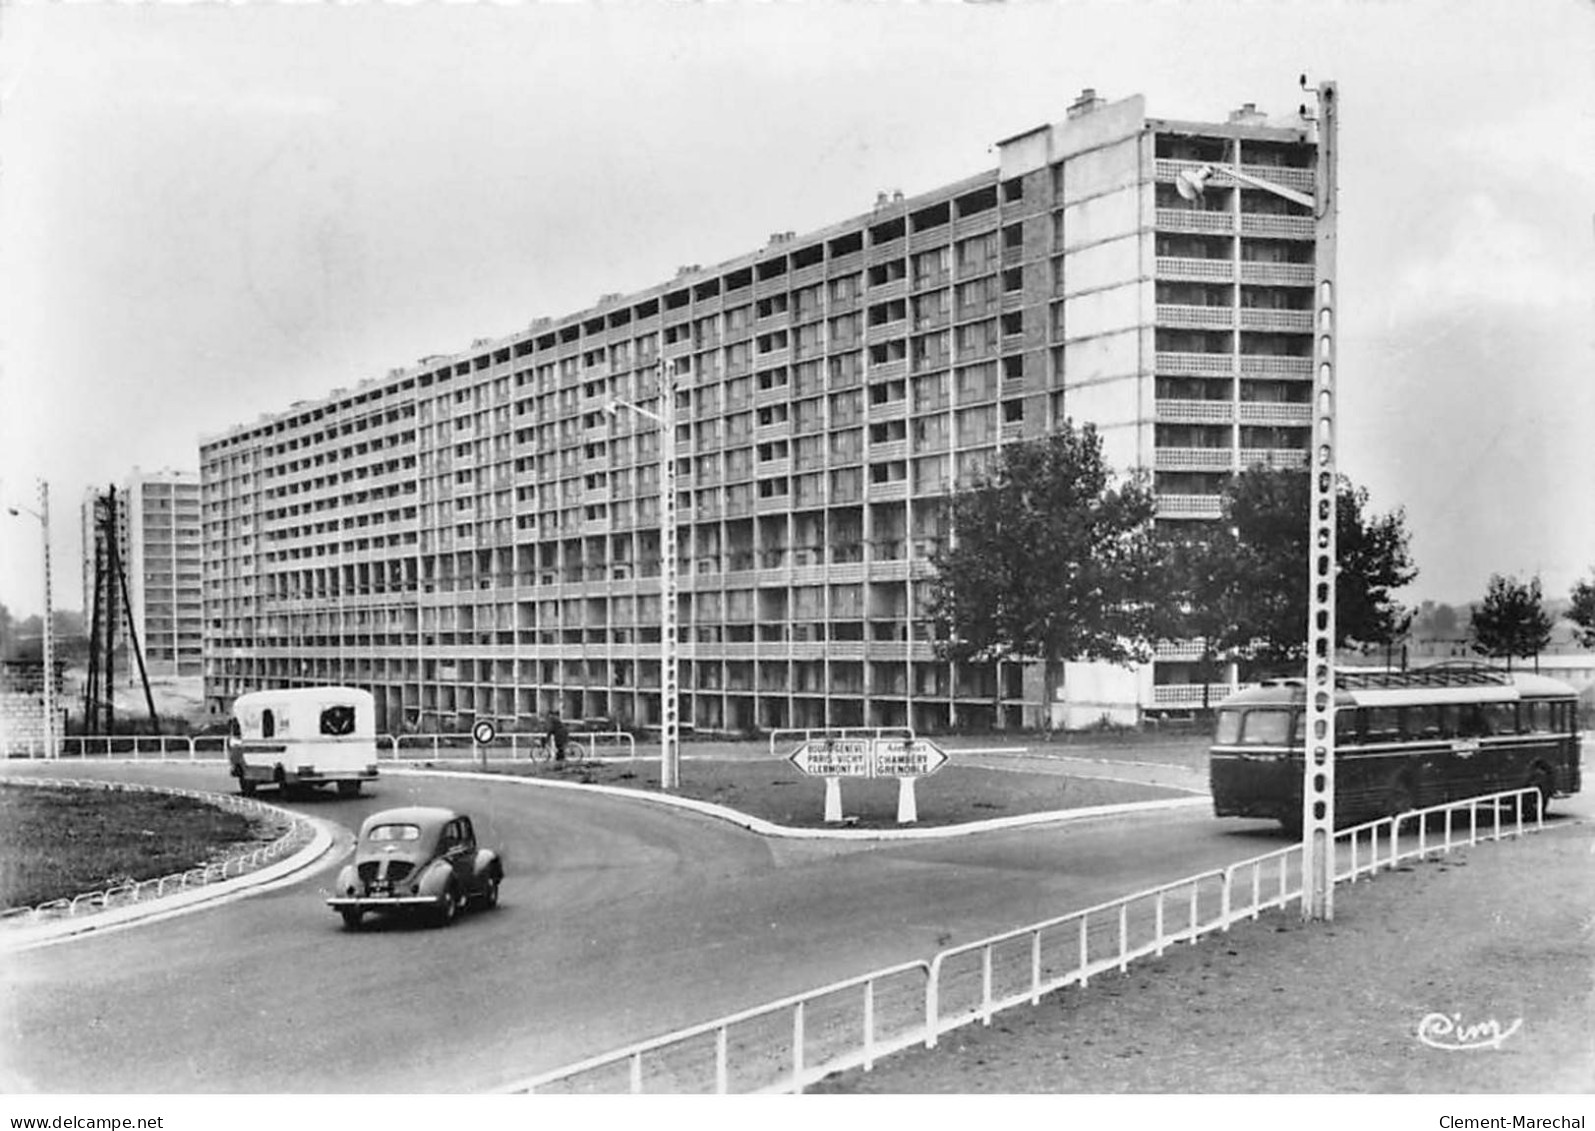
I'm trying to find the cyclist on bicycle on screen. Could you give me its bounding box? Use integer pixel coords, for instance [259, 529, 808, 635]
[545, 710, 571, 763]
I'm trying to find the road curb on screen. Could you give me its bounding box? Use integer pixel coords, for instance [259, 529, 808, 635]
[382, 766, 1210, 840]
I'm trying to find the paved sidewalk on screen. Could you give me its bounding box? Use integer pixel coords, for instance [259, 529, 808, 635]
[814, 815, 1595, 1094]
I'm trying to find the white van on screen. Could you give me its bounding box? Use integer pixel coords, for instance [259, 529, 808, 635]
[229, 686, 380, 797]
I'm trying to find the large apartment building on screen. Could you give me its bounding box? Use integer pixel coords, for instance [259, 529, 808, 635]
[82, 469, 206, 679]
[200, 90, 1320, 734]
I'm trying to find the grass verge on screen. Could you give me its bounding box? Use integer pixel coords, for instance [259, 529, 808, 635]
[0, 783, 264, 909]
[446, 758, 1194, 829]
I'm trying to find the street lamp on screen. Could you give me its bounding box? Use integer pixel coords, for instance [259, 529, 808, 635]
[7, 479, 57, 759]
[1178, 80, 1339, 920]
[606, 354, 681, 790]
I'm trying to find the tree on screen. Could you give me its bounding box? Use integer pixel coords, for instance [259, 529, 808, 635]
[925, 422, 1161, 701]
[1570, 570, 1595, 650]
[1470, 573, 1554, 670]
[1161, 467, 1417, 672]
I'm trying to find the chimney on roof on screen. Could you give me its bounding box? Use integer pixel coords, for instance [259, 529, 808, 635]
[1067, 88, 1105, 119]
[875, 191, 890, 209]
[675, 264, 701, 277]
[1228, 102, 1268, 125]
[891, 191, 903, 204]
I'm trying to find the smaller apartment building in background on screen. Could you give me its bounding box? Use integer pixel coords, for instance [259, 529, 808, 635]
[200, 90, 1321, 733]
[81, 469, 205, 678]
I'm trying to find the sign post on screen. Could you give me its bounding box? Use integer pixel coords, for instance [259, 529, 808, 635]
[472, 720, 497, 771]
[787, 735, 948, 824]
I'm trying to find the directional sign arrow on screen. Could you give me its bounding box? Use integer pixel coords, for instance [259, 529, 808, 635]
[871, 737, 949, 777]
[787, 738, 872, 777]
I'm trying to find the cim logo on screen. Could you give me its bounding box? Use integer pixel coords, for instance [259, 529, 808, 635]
[1417, 1011, 1523, 1051]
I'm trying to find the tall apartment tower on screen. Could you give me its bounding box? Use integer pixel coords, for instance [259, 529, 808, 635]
[199, 91, 1319, 733]
[81, 469, 206, 679]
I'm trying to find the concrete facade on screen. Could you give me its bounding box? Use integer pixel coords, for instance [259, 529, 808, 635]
[199, 91, 1320, 734]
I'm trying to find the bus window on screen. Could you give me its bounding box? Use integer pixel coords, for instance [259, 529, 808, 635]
[1215, 710, 1243, 745]
[1523, 701, 1548, 733]
[262, 709, 276, 739]
[1366, 707, 1401, 743]
[1241, 709, 1293, 746]
[1457, 704, 1489, 738]
[1482, 703, 1515, 736]
[1335, 709, 1358, 742]
[1408, 705, 1442, 740]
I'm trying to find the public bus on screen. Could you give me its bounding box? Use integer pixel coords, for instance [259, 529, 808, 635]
[1209, 665, 1582, 831]
[228, 686, 381, 797]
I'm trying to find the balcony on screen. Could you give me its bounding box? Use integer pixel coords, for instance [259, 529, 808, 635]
[1238, 447, 1308, 470]
[1152, 683, 1236, 708]
[1156, 493, 1224, 519]
[1240, 214, 1314, 240]
[1156, 303, 1235, 330]
[1240, 261, 1314, 287]
[1154, 447, 1233, 471]
[1156, 256, 1235, 283]
[1238, 401, 1312, 425]
[1156, 208, 1234, 236]
[1239, 308, 1313, 333]
[1155, 351, 1234, 376]
[1239, 355, 1312, 378]
[1155, 399, 1233, 424]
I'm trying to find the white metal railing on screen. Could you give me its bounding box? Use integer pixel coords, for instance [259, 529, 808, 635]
[505, 960, 932, 1095]
[386, 730, 636, 761]
[518, 788, 1546, 1092]
[0, 777, 312, 928]
[767, 726, 916, 758]
[16, 730, 637, 764]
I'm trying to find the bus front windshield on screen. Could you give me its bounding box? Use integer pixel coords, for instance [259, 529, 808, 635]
[1216, 707, 1295, 747]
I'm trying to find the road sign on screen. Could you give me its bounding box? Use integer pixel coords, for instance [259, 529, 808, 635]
[788, 738, 872, 777]
[786, 737, 947, 778]
[472, 720, 497, 745]
[871, 738, 948, 778]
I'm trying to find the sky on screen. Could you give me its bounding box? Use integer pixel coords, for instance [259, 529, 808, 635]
[1, 0, 1592, 619]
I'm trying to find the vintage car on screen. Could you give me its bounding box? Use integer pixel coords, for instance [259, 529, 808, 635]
[326, 806, 502, 930]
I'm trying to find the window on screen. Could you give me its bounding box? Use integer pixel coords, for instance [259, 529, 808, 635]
[320, 705, 357, 736]
[368, 824, 421, 843]
[261, 709, 276, 739]
[1240, 708, 1292, 746]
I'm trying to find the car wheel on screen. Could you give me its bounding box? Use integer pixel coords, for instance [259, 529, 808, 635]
[340, 909, 364, 932]
[337, 781, 362, 798]
[432, 885, 461, 928]
[237, 773, 256, 797]
[476, 874, 500, 910]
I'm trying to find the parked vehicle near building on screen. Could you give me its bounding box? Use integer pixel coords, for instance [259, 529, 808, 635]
[228, 686, 380, 796]
[1209, 664, 1582, 832]
[326, 806, 502, 930]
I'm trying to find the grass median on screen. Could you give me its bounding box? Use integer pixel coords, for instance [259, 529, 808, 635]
[0, 782, 271, 910]
[439, 757, 1198, 829]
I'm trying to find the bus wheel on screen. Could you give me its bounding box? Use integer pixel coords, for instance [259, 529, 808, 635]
[238, 775, 256, 797]
[1386, 777, 1417, 820]
[1523, 767, 1554, 820]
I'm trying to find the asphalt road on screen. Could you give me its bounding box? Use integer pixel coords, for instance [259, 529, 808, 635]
[4, 758, 1578, 1093]
[0, 759, 1274, 1093]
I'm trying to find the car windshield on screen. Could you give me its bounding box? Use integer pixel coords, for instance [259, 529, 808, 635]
[367, 824, 421, 842]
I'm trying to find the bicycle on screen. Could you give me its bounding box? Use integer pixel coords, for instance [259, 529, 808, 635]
[529, 732, 587, 764]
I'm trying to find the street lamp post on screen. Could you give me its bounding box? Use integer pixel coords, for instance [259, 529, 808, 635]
[7, 480, 57, 759]
[607, 353, 681, 790]
[1178, 80, 1339, 920]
